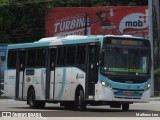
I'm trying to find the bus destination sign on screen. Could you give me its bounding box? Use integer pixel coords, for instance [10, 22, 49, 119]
[111, 39, 143, 46]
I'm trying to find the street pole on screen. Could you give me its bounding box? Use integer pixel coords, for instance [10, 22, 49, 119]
[149, 0, 154, 97]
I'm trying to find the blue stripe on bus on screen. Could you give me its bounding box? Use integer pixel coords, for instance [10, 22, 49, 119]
[57, 67, 66, 100]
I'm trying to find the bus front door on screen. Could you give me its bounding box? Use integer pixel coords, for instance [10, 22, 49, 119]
[86, 44, 99, 99]
[46, 48, 57, 100]
[15, 50, 26, 99]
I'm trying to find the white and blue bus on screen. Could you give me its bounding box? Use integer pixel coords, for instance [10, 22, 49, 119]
[4, 35, 151, 111]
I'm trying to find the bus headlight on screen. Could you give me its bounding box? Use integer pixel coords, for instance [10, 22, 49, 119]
[144, 83, 151, 92]
[101, 81, 112, 89]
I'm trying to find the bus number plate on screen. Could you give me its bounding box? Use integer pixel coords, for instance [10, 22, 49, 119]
[124, 92, 132, 96]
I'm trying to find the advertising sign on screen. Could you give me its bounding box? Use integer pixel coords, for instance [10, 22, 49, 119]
[46, 6, 148, 38]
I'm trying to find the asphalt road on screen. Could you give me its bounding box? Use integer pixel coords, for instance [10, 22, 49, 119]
[0, 98, 160, 118]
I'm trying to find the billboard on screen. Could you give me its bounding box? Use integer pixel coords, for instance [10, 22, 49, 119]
[45, 6, 148, 38]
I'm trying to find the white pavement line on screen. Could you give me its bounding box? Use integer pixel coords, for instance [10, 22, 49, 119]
[41, 117, 48, 120]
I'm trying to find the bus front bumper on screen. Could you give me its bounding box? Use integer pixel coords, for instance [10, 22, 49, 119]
[95, 84, 150, 103]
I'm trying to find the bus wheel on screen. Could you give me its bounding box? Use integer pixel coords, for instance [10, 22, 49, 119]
[28, 89, 37, 109]
[28, 89, 45, 109]
[78, 90, 86, 111]
[122, 103, 129, 111]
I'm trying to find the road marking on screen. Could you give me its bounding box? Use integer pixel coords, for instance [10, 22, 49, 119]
[41, 117, 48, 120]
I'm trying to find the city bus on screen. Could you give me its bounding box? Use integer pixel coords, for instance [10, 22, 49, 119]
[4, 35, 151, 111]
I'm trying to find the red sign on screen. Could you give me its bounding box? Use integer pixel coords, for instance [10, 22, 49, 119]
[45, 6, 148, 39]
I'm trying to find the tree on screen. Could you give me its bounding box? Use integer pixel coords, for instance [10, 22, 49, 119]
[0, 0, 49, 43]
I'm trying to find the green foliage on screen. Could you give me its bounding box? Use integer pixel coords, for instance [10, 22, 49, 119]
[154, 68, 160, 77]
[0, 1, 47, 43]
[128, 2, 137, 6]
[0, 0, 11, 5]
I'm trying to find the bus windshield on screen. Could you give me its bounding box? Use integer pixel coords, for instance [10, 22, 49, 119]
[101, 38, 151, 83]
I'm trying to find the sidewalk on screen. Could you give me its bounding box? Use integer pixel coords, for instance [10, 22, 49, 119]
[150, 97, 160, 101]
[0, 96, 9, 99]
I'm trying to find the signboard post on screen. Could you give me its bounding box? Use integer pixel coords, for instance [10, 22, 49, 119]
[149, 0, 154, 97]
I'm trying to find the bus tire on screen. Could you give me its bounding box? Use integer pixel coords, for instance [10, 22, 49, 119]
[28, 89, 45, 109]
[78, 90, 86, 111]
[122, 103, 129, 111]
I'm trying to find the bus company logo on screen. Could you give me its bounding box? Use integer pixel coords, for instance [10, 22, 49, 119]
[119, 13, 149, 34]
[26, 77, 31, 82]
[76, 73, 84, 79]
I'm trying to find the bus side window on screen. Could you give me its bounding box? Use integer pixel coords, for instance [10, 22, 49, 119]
[19, 50, 26, 70]
[50, 49, 57, 69]
[76, 45, 86, 65]
[66, 46, 76, 65]
[57, 47, 66, 66]
[36, 48, 46, 67]
[27, 49, 36, 68]
[8, 50, 17, 69]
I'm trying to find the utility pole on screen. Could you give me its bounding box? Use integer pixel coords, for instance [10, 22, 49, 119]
[149, 0, 154, 97]
[149, 0, 160, 96]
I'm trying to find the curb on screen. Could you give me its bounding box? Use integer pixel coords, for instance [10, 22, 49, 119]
[0, 96, 9, 99]
[150, 97, 160, 101]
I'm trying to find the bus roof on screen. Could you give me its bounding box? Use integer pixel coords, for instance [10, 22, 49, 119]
[7, 35, 103, 49]
[37, 35, 102, 42]
[7, 35, 147, 49]
[105, 35, 144, 39]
